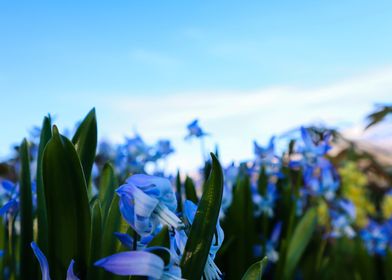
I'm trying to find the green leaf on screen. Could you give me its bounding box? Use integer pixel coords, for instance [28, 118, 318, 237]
[43, 126, 91, 279]
[283, 208, 317, 279]
[72, 108, 97, 184]
[98, 163, 118, 221]
[19, 139, 37, 279]
[147, 226, 171, 266]
[222, 170, 255, 279]
[88, 200, 103, 279]
[36, 115, 52, 253]
[180, 153, 224, 280]
[184, 176, 198, 204]
[99, 195, 126, 280]
[175, 170, 183, 213]
[241, 257, 268, 280]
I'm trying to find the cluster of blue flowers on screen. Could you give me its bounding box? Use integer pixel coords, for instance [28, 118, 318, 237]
[1, 115, 392, 279]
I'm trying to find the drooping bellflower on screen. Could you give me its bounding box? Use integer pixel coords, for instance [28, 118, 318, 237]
[117, 174, 184, 236]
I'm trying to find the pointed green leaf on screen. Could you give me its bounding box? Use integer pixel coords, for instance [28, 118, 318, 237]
[180, 153, 224, 280]
[88, 200, 103, 279]
[36, 115, 52, 253]
[99, 195, 126, 280]
[283, 208, 317, 279]
[43, 126, 91, 279]
[223, 171, 255, 279]
[98, 163, 118, 221]
[176, 171, 183, 213]
[19, 139, 37, 279]
[241, 257, 268, 280]
[185, 176, 198, 204]
[72, 108, 97, 184]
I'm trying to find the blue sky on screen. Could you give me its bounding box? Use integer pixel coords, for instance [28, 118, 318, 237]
[1, 1, 391, 171]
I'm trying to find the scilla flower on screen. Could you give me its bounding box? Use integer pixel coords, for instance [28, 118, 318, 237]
[31, 242, 79, 280]
[183, 200, 224, 280]
[95, 250, 178, 279]
[117, 174, 184, 236]
[96, 227, 182, 279]
[185, 119, 208, 139]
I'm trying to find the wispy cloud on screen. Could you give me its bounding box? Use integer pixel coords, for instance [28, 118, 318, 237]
[92, 67, 392, 172]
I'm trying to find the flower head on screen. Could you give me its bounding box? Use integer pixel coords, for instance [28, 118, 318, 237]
[117, 174, 184, 236]
[185, 119, 208, 139]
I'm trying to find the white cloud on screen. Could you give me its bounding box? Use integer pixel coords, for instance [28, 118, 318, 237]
[93, 67, 392, 172]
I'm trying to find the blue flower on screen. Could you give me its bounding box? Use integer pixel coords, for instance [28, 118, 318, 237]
[0, 180, 37, 218]
[360, 220, 388, 256]
[0, 180, 19, 217]
[96, 228, 182, 279]
[299, 127, 331, 163]
[31, 242, 79, 280]
[185, 119, 208, 139]
[95, 251, 166, 278]
[303, 159, 339, 200]
[253, 183, 278, 218]
[253, 137, 281, 177]
[183, 200, 224, 280]
[155, 140, 174, 159]
[325, 199, 356, 239]
[117, 174, 184, 236]
[266, 222, 282, 263]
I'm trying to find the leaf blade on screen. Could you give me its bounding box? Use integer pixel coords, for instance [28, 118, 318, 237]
[180, 153, 224, 280]
[43, 126, 91, 279]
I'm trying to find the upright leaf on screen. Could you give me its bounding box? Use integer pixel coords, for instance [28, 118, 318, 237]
[72, 108, 97, 184]
[185, 176, 198, 204]
[36, 115, 52, 253]
[98, 163, 118, 221]
[241, 257, 268, 280]
[99, 195, 125, 280]
[283, 208, 317, 279]
[88, 200, 103, 279]
[223, 171, 255, 279]
[180, 153, 224, 280]
[19, 139, 36, 279]
[175, 170, 183, 213]
[43, 126, 91, 279]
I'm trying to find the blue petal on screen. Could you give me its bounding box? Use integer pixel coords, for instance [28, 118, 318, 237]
[114, 232, 134, 249]
[95, 251, 164, 278]
[1, 180, 15, 193]
[31, 242, 51, 280]
[66, 260, 80, 280]
[0, 199, 18, 216]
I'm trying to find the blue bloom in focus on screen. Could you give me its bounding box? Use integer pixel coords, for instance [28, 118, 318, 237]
[31, 242, 79, 280]
[96, 228, 182, 279]
[185, 119, 208, 139]
[95, 250, 167, 279]
[117, 174, 184, 236]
